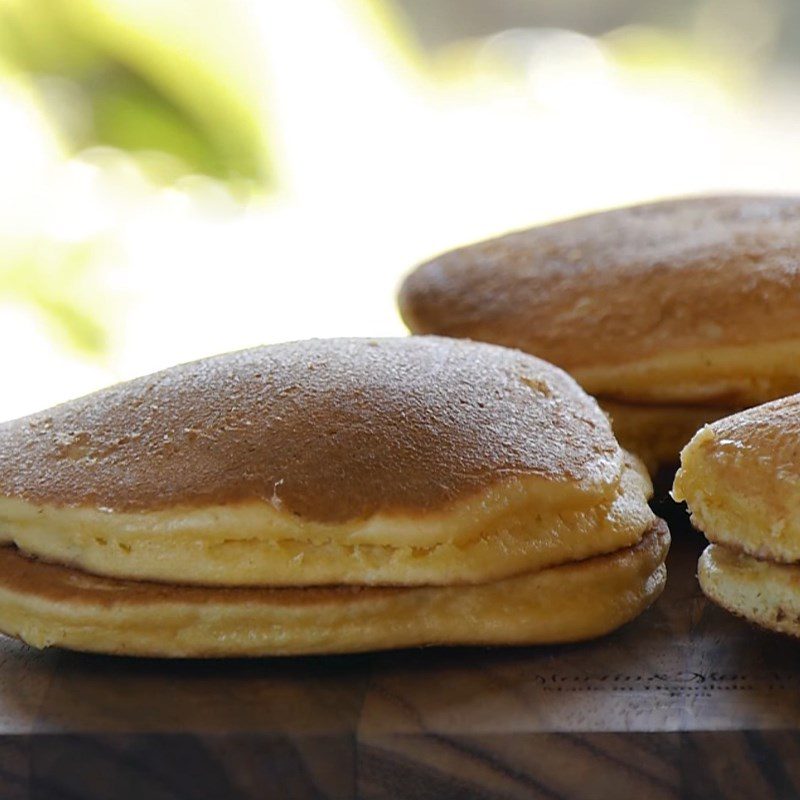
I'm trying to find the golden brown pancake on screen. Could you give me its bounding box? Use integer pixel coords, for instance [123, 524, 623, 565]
[399, 196, 800, 471]
[0, 521, 668, 657]
[0, 337, 656, 587]
[674, 394, 800, 635]
[399, 196, 800, 407]
[0, 337, 669, 656]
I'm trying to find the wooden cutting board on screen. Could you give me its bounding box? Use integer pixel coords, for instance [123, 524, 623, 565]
[1, 502, 799, 800]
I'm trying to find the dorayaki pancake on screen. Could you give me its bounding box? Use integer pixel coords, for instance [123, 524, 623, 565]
[600, 400, 737, 475]
[0, 521, 669, 657]
[399, 195, 800, 407]
[698, 544, 800, 638]
[674, 394, 800, 563]
[675, 396, 800, 636]
[0, 337, 656, 587]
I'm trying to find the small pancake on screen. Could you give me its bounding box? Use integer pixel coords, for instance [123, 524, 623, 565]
[0, 337, 656, 587]
[0, 522, 669, 657]
[399, 196, 800, 407]
[600, 400, 737, 475]
[673, 394, 800, 563]
[698, 544, 800, 638]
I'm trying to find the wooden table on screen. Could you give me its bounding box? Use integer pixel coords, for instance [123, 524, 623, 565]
[1, 501, 799, 800]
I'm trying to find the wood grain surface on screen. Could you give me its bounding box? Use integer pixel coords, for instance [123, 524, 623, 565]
[1, 499, 800, 799]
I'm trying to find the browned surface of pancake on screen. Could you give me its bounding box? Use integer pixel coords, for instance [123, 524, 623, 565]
[399, 196, 800, 370]
[0, 337, 620, 521]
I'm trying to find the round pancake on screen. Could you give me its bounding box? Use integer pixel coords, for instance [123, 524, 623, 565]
[399, 196, 800, 406]
[673, 394, 800, 563]
[599, 399, 737, 474]
[698, 544, 800, 638]
[0, 522, 669, 657]
[0, 337, 655, 586]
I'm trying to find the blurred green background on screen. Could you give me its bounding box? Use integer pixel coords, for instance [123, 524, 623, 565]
[1, 0, 799, 419]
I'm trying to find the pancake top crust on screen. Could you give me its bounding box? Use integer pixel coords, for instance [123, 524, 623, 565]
[400, 195, 800, 370]
[0, 336, 622, 522]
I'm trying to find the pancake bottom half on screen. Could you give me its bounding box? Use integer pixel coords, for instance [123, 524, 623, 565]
[0, 522, 668, 657]
[698, 544, 800, 638]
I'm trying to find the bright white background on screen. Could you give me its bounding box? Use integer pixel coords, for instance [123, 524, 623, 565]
[2, 0, 800, 421]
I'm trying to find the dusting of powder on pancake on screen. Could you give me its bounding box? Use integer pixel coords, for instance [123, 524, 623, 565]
[0, 337, 620, 521]
[399, 196, 800, 368]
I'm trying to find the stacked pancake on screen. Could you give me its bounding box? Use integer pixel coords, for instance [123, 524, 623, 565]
[398, 195, 800, 472]
[674, 395, 800, 637]
[0, 337, 668, 656]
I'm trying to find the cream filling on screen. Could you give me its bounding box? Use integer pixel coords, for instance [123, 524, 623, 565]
[573, 338, 800, 405]
[0, 462, 653, 587]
